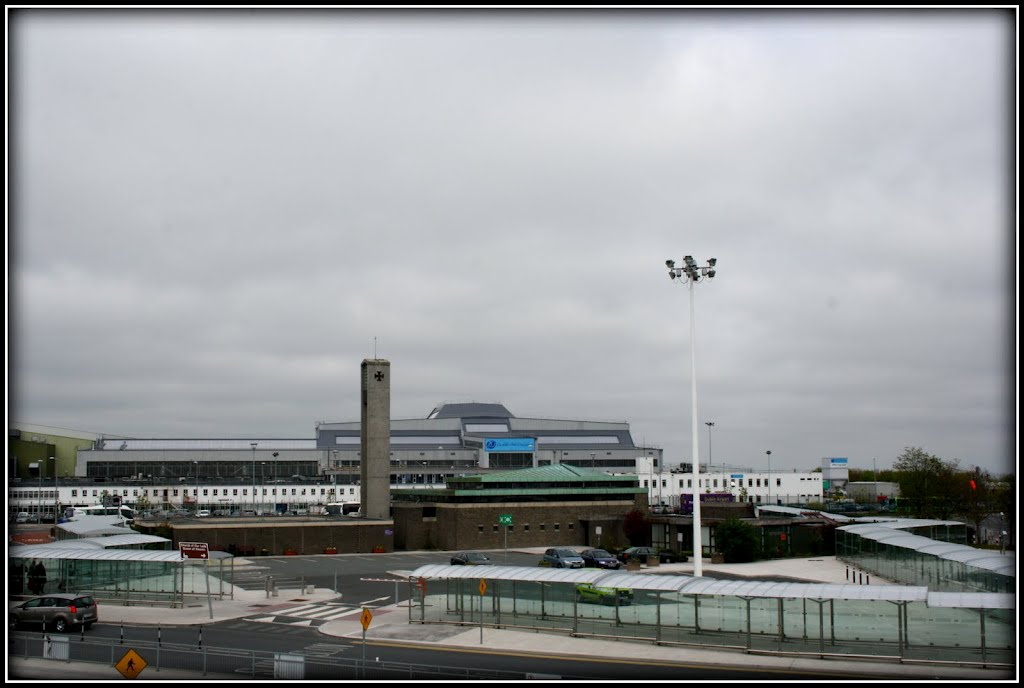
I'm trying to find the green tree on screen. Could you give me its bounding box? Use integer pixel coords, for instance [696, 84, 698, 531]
[893, 447, 960, 518]
[135, 494, 152, 515]
[714, 517, 760, 563]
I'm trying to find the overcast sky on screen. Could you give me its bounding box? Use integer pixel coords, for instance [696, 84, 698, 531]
[8, 10, 1015, 476]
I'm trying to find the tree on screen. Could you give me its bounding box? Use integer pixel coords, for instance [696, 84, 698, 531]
[893, 447, 961, 518]
[957, 467, 997, 544]
[714, 517, 759, 563]
[623, 508, 649, 546]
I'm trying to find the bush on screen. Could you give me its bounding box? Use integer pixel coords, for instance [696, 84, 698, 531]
[714, 517, 760, 563]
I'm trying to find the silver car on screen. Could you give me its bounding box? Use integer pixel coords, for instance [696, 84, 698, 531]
[542, 548, 586, 568]
[9, 593, 99, 632]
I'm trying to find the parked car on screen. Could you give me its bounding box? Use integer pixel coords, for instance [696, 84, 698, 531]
[616, 546, 678, 564]
[15, 512, 30, 524]
[541, 548, 586, 569]
[579, 548, 622, 569]
[575, 582, 634, 606]
[195, 509, 211, 518]
[450, 551, 493, 566]
[9, 593, 99, 633]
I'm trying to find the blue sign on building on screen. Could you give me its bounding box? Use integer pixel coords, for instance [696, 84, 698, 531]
[730, 474, 744, 480]
[829, 458, 848, 465]
[484, 438, 536, 452]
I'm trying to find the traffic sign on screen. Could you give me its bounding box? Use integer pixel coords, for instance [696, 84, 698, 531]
[115, 648, 148, 679]
[360, 607, 373, 631]
[179, 542, 209, 559]
[417, 576, 427, 592]
[499, 514, 513, 526]
[478, 578, 487, 596]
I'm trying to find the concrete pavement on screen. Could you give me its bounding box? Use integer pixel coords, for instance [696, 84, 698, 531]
[6, 553, 1014, 681]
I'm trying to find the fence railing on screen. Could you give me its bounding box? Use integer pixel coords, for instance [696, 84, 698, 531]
[8, 633, 546, 680]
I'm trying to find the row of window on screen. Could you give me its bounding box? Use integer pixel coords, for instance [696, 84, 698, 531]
[477, 523, 575, 534]
[10, 487, 360, 499]
[641, 477, 785, 489]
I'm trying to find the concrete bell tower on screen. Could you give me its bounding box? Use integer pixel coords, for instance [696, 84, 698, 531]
[360, 359, 391, 519]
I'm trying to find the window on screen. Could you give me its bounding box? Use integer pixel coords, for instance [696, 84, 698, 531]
[748, 479, 753, 487]
[233, 489, 238, 495]
[539, 524, 545, 531]
[72, 490, 78, 497]
[213, 489, 218, 496]
[173, 490, 178, 497]
[554, 524, 560, 531]
[493, 525, 499, 533]
[203, 489, 209, 496]
[713, 479, 718, 488]
[478, 526, 484, 533]
[524, 525, 530, 533]
[568, 523, 574, 531]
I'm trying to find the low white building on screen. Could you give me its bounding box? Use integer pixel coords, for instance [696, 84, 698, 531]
[634, 457, 824, 508]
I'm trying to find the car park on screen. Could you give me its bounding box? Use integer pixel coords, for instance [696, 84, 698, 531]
[450, 551, 493, 566]
[541, 548, 586, 569]
[616, 546, 678, 564]
[579, 548, 622, 569]
[575, 582, 634, 606]
[9, 593, 99, 633]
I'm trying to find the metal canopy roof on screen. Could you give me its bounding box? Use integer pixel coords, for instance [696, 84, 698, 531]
[408, 565, 934, 602]
[9, 545, 231, 562]
[42, 534, 169, 549]
[840, 522, 1014, 576]
[926, 592, 1015, 609]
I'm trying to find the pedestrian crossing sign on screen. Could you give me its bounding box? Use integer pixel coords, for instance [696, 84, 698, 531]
[116, 648, 147, 679]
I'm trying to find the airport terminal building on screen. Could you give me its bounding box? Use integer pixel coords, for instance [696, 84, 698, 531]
[8, 404, 664, 517]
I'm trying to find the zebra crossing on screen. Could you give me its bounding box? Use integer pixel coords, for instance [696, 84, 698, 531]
[245, 602, 365, 627]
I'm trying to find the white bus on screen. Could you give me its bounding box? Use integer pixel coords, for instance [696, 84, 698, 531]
[324, 502, 361, 517]
[65, 505, 136, 523]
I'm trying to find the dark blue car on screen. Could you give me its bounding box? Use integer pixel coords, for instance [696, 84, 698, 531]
[580, 548, 622, 569]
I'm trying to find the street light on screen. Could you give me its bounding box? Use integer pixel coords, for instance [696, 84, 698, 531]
[667, 255, 717, 577]
[250, 442, 258, 515]
[705, 422, 715, 470]
[193, 461, 199, 512]
[766, 450, 772, 506]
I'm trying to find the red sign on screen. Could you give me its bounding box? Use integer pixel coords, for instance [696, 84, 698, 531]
[179, 542, 209, 559]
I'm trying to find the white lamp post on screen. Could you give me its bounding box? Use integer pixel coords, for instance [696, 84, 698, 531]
[667, 255, 717, 577]
[766, 450, 772, 506]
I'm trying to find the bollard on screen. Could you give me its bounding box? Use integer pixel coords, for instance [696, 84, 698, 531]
[198, 625, 202, 648]
[846, 567, 849, 581]
[120, 621, 125, 644]
[858, 572, 863, 585]
[866, 574, 870, 585]
[158, 624, 162, 646]
[81, 623, 85, 642]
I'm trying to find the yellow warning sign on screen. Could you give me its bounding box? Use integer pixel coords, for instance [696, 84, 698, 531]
[360, 607, 373, 631]
[479, 578, 487, 596]
[115, 648, 148, 679]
